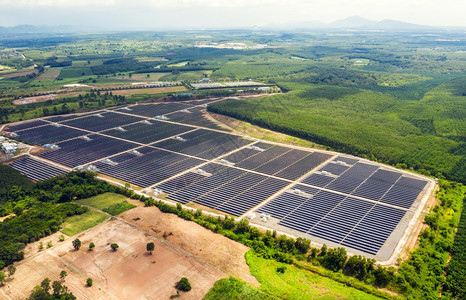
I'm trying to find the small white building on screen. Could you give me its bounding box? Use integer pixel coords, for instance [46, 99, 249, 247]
[2, 142, 17, 153]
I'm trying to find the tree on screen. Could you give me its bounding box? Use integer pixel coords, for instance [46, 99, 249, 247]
[322, 247, 347, 272]
[60, 270, 67, 281]
[40, 277, 51, 293]
[89, 242, 95, 251]
[320, 244, 328, 256]
[295, 237, 311, 254]
[110, 243, 119, 251]
[176, 277, 191, 291]
[146, 242, 155, 255]
[86, 278, 93, 287]
[0, 271, 6, 286]
[72, 238, 81, 251]
[234, 219, 250, 234]
[7, 264, 16, 277]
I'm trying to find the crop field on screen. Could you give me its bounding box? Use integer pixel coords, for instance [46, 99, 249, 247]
[3, 96, 434, 261]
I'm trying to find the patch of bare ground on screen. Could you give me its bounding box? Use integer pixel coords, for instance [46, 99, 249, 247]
[398, 184, 439, 264]
[209, 112, 325, 150]
[120, 200, 259, 286]
[12, 92, 81, 105]
[110, 86, 187, 96]
[1, 218, 223, 300]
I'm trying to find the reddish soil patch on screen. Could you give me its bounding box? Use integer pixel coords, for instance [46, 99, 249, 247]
[1, 69, 36, 78]
[13, 92, 80, 105]
[1, 219, 223, 300]
[120, 201, 258, 286]
[110, 86, 187, 96]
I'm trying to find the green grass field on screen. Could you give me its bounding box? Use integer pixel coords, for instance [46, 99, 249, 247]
[76, 192, 136, 215]
[204, 277, 278, 300]
[245, 251, 382, 300]
[61, 210, 107, 236]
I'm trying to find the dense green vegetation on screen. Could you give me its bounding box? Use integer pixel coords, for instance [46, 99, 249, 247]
[0, 202, 87, 266]
[443, 195, 466, 298]
[0, 170, 131, 268]
[392, 181, 465, 299]
[209, 80, 465, 183]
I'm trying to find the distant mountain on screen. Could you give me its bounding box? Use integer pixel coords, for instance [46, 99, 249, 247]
[260, 16, 434, 31]
[328, 16, 432, 30]
[0, 25, 89, 35]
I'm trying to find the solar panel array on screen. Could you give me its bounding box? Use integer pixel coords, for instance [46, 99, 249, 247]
[7, 120, 48, 132]
[153, 129, 253, 160]
[8, 157, 68, 181]
[115, 103, 190, 117]
[14, 124, 88, 145]
[257, 185, 409, 254]
[224, 143, 332, 180]
[91, 147, 204, 188]
[38, 134, 139, 167]
[256, 155, 429, 255]
[155, 163, 289, 216]
[62, 111, 144, 132]
[101, 120, 193, 144]
[3, 100, 431, 256]
[166, 106, 224, 129]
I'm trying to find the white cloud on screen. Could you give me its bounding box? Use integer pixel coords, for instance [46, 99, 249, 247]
[0, 0, 115, 7]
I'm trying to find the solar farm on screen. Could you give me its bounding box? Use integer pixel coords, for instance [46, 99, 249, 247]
[3, 97, 434, 261]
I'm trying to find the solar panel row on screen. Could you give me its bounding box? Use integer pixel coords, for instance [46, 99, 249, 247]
[7, 120, 48, 132]
[8, 157, 68, 181]
[157, 164, 289, 215]
[153, 129, 253, 159]
[258, 185, 409, 254]
[38, 134, 138, 167]
[102, 120, 193, 144]
[167, 106, 224, 130]
[14, 124, 88, 145]
[225, 143, 331, 180]
[92, 147, 204, 188]
[62, 111, 144, 132]
[115, 102, 191, 117]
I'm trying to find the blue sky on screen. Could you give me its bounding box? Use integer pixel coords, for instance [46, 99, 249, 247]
[0, 0, 464, 29]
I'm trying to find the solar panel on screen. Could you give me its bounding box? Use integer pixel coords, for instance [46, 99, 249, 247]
[38, 135, 139, 167]
[326, 162, 379, 194]
[102, 120, 192, 144]
[380, 176, 428, 208]
[7, 120, 48, 132]
[62, 111, 144, 132]
[8, 157, 68, 181]
[351, 169, 402, 201]
[341, 205, 406, 254]
[279, 190, 346, 233]
[92, 147, 204, 188]
[115, 103, 191, 117]
[14, 125, 87, 145]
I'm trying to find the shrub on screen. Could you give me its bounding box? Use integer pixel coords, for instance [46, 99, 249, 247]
[176, 277, 191, 291]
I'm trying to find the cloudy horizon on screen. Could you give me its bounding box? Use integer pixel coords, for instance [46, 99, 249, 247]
[0, 0, 465, 30]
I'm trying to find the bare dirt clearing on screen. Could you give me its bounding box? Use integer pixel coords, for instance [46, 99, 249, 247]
[110, 86, 187, 96]
[1, 219, 224, 300]
[120, 201, 259, 286]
